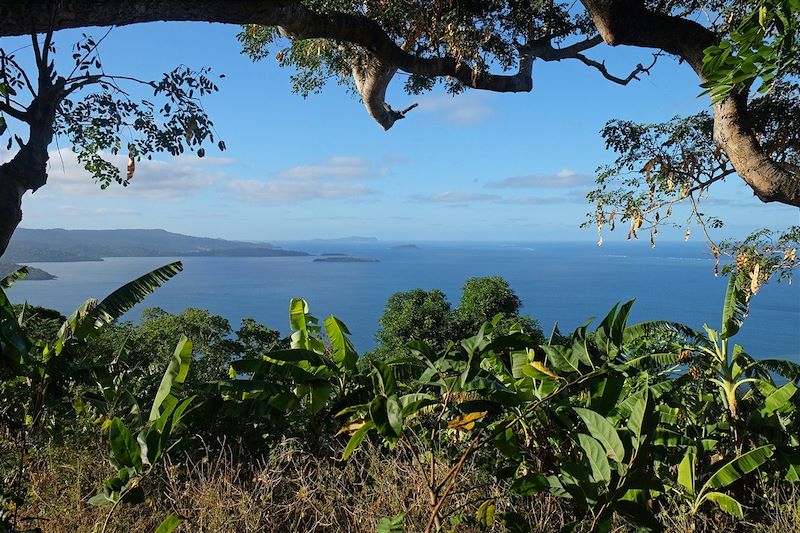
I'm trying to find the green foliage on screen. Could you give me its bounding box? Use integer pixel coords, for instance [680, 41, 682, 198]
[372, 277, 543, 363]
[455, 276, 532, 338]
[586, 82, 798, 278]
[701, 0, 799, 102]
[2, 266, 798, 532]
[1, 31, 226, 191]
[237, 1, 590, 98]
[373, 288, 455, 357]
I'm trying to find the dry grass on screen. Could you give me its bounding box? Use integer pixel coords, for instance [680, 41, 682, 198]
[12, 438, 800, 533]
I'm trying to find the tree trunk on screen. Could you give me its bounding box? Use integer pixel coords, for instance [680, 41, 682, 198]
[0, 169, 24, 257]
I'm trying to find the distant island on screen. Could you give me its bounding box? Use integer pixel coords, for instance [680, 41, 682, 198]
[313, 256, 379, 263]
[392, 244, 419, 250]
[0, 262, 56, 281]
[5, 228, 307, 262]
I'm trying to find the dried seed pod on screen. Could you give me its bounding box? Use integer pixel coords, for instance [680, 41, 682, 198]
[126, 152, 135, 182]
[750, 263, 762, 295]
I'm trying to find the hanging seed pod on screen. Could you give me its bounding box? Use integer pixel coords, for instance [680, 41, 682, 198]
[750, 263, 762, 295]
[126, 152, 135, 183]
[711, 245, 720, 277]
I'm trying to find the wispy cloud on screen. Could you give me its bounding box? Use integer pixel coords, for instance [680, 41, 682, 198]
[487, 168, 595, 189]
[45, 149, 231, 200]
[417, 93, 494, 126]
[57, 205, 140, 217]
[413, 191, 500, 203]
[227, 179, 373, 203]
[275, 156, 390, 180]
[228, 155, 399, 203]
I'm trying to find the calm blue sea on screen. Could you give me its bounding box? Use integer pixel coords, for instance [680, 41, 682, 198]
[6, 241, 799, 361]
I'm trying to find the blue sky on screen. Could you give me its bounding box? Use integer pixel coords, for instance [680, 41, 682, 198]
[3, 22, 798, 242]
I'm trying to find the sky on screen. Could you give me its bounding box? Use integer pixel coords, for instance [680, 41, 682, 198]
[2, 22, 798, 242]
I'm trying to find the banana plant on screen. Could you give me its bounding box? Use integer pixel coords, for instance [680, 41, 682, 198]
[214, 298, 363, 441]
[1, 263, 184, 533]
[677, 444, 775, 518]
[89, 336, 195, 533]
[677, 274, 764, 421]
[337, 303, 672, 532]
[27, 262, 184, 429]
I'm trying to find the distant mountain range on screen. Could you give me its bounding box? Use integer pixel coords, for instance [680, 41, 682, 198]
[4, 228, 308, 262]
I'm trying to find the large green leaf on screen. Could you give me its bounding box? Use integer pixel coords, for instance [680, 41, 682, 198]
[342, 420, 373, 459]
[371, 360, 396, 396]
[289, 298, 311, 349]
[324, 315, 358, 372]
[0, 288, 29, 367]
[678, 450, 696, 496]
[720, 275, 748, 339]
[75, 262, 183, 339]
[703, 492, 743, 518]
[760, 382, 797, 417]
[510, 473, 549, 496]
[309, 380, 332, 415]
[154, 514, 183, 533]
[109, 418, 141, 470]
[574, 407, 626, 462]
[386, 394, 403, 436]
[758, 359, 800, 383]
[149, 336, 192, 422]
[541, 345, 579, 374]
[377, 512, 405, 533]
[0, 265, 27, 288]
[627, 389, 650, 443]
[578, 433, 611, 484]
[702, 444, 775, 492]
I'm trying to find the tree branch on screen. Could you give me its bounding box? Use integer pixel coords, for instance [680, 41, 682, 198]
[580, 0, 800, 207]
[0, 0, 797, 207]
[0, 101, 29, 122]
[573, 51, 660, 85]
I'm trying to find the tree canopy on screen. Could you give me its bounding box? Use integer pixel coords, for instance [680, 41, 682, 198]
[372, 277, 543, 360]
[0, 0, 797, 259]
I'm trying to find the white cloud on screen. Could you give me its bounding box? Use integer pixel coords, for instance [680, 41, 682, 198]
[227, 178, 373, 203]
[413, 191, 500, 203]
[227, 155, 400, 204]
[275, 156, 388, 180]
[45, 149, 231, 200]
[57, 205, 140, 216]
[417, 93, 494, 126]
[487, 169, 594, 189]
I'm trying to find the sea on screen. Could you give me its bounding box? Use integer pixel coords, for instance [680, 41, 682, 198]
[6, 241, 800, 361]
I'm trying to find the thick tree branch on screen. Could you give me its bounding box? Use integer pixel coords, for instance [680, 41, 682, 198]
[0, 0, 797, 212]
[580, 0, 800, 207]
[0, 101, 29, 122]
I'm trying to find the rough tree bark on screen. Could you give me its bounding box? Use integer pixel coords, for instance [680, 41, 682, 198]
[0, 0, 796, 257]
